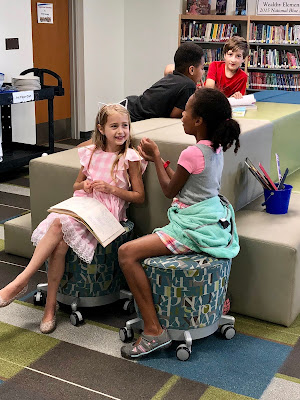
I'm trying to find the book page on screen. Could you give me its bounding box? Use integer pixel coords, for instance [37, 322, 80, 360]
[48, 197, 125, 247]
[228, 94, 256, 107]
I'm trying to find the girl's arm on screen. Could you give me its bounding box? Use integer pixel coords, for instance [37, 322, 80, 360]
[139, 138, 190, 199]
[91, 161, 145, 204]
[73, 166, 92, 193]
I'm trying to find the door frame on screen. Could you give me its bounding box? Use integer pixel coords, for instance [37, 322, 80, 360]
[69, 0, 84, 139]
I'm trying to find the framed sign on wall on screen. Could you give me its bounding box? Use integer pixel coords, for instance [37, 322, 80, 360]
[256, 0, 300, 16]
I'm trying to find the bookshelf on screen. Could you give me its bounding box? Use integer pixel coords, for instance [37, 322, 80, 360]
[179, 14, 300, 91]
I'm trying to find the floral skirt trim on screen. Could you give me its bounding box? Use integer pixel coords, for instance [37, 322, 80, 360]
[155, 231, 192, 254]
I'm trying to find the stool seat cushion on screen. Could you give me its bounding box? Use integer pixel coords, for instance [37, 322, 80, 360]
[142, 253, 231, 330]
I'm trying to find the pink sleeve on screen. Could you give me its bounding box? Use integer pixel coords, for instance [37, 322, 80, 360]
[177, 146, 205, 174]
[124, 148, 148, 174]
[77, 145, 95, 174]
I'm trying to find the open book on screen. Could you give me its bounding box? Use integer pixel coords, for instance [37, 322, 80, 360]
[228, 94, 257, 109]
[48, 197, 125, 247]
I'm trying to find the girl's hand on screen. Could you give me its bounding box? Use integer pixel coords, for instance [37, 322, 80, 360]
[138, 138, 160, 162]
[83, 179, 93, 193]
[91, 180, 113, 194]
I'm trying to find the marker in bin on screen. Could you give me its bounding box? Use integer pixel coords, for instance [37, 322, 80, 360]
[277, 168, 289, 190]
[275, 153, 282, 182]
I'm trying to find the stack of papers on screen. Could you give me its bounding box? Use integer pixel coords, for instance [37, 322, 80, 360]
[228, 94, 256, 108]
[229, 94, 257, 117]
[11, 75, 41, 91]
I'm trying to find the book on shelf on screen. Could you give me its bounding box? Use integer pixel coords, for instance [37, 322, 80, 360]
[216, 0, 227, 15]
[249, 23, 300, 44]
[249, 71, 300, 91]
[235, 0, 247, 15]
[48, 197, 125, 248]
[186, 0, 211, 15]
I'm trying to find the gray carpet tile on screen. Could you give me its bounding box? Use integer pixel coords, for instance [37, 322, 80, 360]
[29, 341, 174, 399]
[74, 300, 135, 329]
[0, 260, 46, 299]
[1, 176, 29, 188]
[0, 368, 111, 400]
[0, 206, 29, 224]
[0, 192, 30, 209]
[163, 377, 208, 400]
[0, 251, 30, 267]
[0, 167, 29, 185]
[58, 138, 87, 146]
[278, 337, 300, 379]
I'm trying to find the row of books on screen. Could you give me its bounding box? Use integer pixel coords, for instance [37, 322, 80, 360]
[248, 72, 300, 91]
[203, 48, 223, 64]
[249, 23, 300, 44]
[248, 48, 300, 70]
[181, 22, 239, 42]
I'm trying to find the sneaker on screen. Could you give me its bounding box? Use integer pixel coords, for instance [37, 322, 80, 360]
[121, 329, 172, 360]
[223, 298, 231, 315]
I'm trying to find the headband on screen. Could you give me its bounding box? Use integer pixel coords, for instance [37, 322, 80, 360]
[98, 98, 128, 110]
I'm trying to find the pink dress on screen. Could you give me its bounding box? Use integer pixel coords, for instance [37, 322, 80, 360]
[31, 145, 146, 264]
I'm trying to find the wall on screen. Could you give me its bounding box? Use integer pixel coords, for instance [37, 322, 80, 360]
[0, 0, 35, 144]
[78, 0, 183, 132]
[79, 0, 125, 133]
[124, 0, 182, 96]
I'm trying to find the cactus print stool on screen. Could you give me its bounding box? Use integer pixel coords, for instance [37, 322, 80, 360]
[120, 252, 236, 360]
[36, 221, 134, 325]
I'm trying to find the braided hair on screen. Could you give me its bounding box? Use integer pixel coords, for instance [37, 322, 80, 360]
[191, 87, 240, 153]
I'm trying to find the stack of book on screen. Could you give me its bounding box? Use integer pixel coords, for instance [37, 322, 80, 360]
[11, 76, 41, 91]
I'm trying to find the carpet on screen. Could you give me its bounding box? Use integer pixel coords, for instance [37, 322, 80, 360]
[0, 145, 300, 400]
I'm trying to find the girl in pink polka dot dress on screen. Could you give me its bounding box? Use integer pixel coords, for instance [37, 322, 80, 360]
[0, 103, 146, 334]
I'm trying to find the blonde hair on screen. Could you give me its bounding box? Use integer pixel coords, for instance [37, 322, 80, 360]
[87, 104, 133, 181]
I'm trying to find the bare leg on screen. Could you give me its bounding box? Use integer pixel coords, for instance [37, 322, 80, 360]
[42, 239, 69, 323]
[118, 234, 172, 336]
[0, 219, 64, 302]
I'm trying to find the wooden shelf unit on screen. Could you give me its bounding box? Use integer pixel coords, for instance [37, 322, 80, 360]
[179, 14, 300, 91]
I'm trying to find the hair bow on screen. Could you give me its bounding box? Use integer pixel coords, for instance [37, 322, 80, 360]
[98, 98, 128, 110]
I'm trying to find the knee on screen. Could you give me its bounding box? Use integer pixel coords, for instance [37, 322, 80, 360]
[53, 240, 69, 258]
[118, 242, 135, 269]
[49, 218, 63, 238]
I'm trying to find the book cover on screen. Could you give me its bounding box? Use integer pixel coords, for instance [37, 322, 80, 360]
[187, 0, 211, 15]
[216, 0, 227, 15]
[48, 197, 125, 248]
[235, 0, 247, 15]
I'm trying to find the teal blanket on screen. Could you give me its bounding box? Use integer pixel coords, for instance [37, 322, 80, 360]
[154, 196, 240, 259]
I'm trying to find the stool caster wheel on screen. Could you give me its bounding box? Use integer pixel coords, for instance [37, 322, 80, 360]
[176, 344, 191, 361]
[33, 291, 46, 306]
[123, 299, 135, 315]
[70, 311, 84, 326]
[119, 327, 134, 343]
[220, 324, 236, 340]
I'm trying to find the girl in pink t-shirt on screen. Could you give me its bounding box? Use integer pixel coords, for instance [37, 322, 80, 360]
[119, 87, 241, 360]
[0, 103, 146, 334]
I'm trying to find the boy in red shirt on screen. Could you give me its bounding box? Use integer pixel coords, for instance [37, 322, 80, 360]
[205, 36, 249, 99]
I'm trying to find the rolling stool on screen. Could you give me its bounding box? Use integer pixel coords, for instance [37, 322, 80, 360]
[119, 252, 235, 361]
[34, 221, 135, 325]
